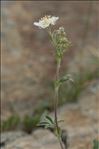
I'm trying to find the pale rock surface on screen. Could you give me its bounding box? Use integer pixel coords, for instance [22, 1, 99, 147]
[1, 85, 99, 149]
[1, 1, 99, 120]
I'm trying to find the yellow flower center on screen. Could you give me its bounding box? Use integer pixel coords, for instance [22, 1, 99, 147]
[41, 15, 51, 21]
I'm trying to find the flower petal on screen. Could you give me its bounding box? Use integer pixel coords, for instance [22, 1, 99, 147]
[34, 22, 40, 26]
[33, 15, 59, 29]
[50, 16, 59, 25]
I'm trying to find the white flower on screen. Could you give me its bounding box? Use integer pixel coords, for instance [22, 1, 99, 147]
[34, 15, 59, 29]
[49, 16, 59, 25]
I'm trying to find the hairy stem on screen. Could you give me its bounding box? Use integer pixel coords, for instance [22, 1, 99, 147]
[54, 59, 64, 149]
[54, 60, 60, 131]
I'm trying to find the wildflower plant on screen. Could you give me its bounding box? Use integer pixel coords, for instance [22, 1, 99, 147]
[34, 15, 72, 149]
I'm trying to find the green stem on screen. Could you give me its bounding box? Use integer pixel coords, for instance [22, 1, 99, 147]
[54, 59, 64, 149]
[54, 60, 60, 131]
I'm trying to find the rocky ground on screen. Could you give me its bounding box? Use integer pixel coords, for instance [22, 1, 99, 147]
[1, 1, 99, 120]
[1, 1, 99, 149]
[1, 80, 99, 149]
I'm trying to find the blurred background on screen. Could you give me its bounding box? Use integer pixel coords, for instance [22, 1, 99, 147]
[1, 1, 99, 148]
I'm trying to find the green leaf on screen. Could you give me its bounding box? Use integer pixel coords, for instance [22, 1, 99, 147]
[46, 115, 54, 124]
[37, 112, 55, 129]
[60, 74, 74, 84]
[55, 74, 74, 89]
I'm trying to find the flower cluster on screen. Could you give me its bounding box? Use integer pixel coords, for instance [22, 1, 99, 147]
[34, 15, 71, 62]
[34, 15, 59, 29]
[53, 27, 71, 60]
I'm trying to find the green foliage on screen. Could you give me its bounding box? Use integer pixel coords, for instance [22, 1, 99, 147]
[1, 102, 52, 133]
[38, 111, 55, 129]
[93, 139, 99, 149]
[59, 68, 99, 103]
[55, 74, 73, 90]
[38, 112, 63, 137]
[1, 115, 20, 132]
[1, 69, 98, 133]
[22, 115, 40, 134]
[1, 114, 40, 134]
